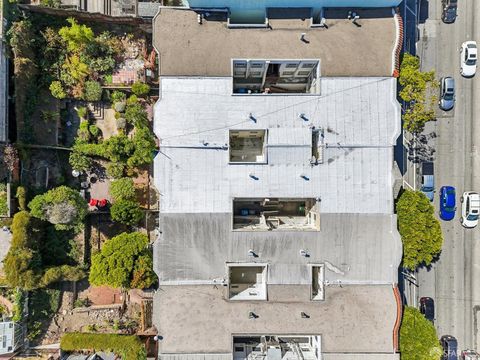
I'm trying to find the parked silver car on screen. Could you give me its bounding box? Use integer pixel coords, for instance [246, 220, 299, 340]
[439, 77, 455, 111]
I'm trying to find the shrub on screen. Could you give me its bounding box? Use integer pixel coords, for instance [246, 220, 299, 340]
[83, 81, 103, 102]
[114, 101, 126, 112]
[89, 124, 100, 138]
[50, 81, 67, 99]
[73, 298, 90, 308]
[77, 121, 91, 142]
[110, 178, 136, 201]
[28, 186, 88, 230]
[397, 190, 443, 270]
[116, 118, 126, 130]
[41, 265, 86, 286]
[60, 333, 146, 360]
[111, 90, 126, 103]
[0, 193, 8, 216]
[131, 81, 150, 97]
[76, 106, 88, 119]
[126, 94, 138, 106]
[69, 151, 92, 172]
[110, 200, 143, 226]
[16, 186, 27, 211]
[89, 232, 155, 289]
[124, 103, 148, 128]
[127, 127, 156, 167]
[106, 162, 125, 178]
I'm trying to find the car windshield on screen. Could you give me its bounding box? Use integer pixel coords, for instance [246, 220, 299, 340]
[466, 58, 477, 66]
[444, 93, 454, 100]
[423, 187, 434, 192]
[467, 214, 479, 221]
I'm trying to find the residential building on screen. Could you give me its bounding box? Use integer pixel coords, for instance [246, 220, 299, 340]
[186, 0, 403, 25]
[153, 6, 403, 360]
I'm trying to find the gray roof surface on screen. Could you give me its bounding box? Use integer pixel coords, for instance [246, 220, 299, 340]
[138, 2, 161, 17]
[153, 284, 399, 354]
[153, 7, 397, 76]
[154, 77, 401, 214]
[154, 213, 402, 284]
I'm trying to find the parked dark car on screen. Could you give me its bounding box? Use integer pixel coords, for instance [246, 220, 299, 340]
[420, 297, 435, 322]
[442, 0, 458, 23]
[440, 186, 456, 221]
[441, 335, 458, 360]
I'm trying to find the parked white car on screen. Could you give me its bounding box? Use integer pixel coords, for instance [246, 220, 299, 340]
[460, 41, 478, 77]
[460, 192, 480, 228]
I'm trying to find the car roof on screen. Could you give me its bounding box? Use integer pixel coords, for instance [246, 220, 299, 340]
[444, 77, 455, 87]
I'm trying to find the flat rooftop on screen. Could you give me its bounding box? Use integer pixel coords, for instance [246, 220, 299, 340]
[154, 77, 401, 215]
[154, 213, 402, 285]
[153, 7, 398, 77]
[153, 284, 400, 355]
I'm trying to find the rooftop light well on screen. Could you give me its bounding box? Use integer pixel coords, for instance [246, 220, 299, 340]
[233, 198, 320, 231]
[232, 60, 320, 95]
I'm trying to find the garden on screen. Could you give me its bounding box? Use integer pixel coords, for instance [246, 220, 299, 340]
[5, 8, 158, 353]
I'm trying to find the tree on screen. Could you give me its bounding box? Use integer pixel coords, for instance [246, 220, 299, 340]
[83, 81, 103, 102]
[124, 103, 148, 128]
[110, 178, 136, 201]
[89, 232, 156, 289]
[28, 186, 88, 230]
[400, 307, 442, 360]
[397, 190, 443, 270]
[127, 127, 156, 167]
[111, 90, 126, 103]
[399, 53, 438, 133]
[130, 254, 156, 289]
[110, 200, 143, 226]
[59, 18, 94, 52]
[3, 211, 43, 290]
[131, 82, 150, 97]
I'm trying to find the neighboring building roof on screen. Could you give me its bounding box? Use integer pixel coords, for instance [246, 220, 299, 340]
[153, 284, 400, 355]
[186, 0, 403, 15]
[154, 77, 401, 214]
[138, 2, 161, 17]
[153, 7, 398, 77]
[0, 322, 22, 355]
[154, 213, 402, 284]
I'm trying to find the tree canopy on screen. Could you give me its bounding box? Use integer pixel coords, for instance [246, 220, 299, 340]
[110, 200, 143, 226]
[3, 211, 85, 290]
[400, 307, 442, 360]
[89, 232, 156, 289]
[28, 186, 88, 230]
[397, 190, 443, 270]
[110, 178, 136, 201]
[399, 54, 438, 133]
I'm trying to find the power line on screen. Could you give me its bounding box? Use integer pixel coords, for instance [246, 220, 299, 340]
[158, 77, 392, 141]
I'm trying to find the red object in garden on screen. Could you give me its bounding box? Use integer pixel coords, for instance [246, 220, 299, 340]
[97, 199, 107, 208]
[89, 198, 98, 207]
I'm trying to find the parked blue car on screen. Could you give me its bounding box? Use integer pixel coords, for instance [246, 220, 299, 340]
[440, 186, 456, 221]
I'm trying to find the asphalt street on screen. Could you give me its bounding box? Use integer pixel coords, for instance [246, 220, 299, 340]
[415, 0, 479, 353]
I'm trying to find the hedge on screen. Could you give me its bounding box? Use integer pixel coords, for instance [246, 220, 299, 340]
[60, 333, 146, 360]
